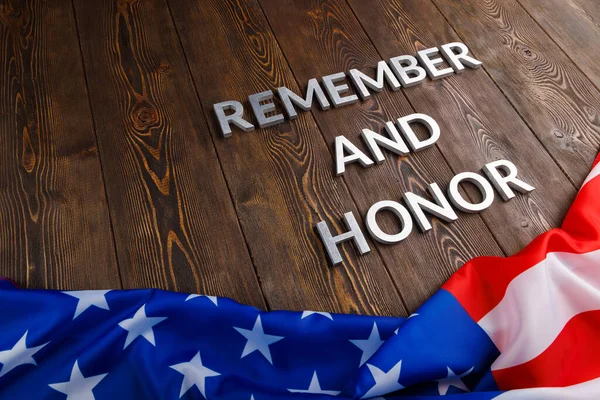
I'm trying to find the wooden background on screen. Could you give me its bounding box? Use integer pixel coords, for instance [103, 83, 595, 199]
[0, 0, 598, 316]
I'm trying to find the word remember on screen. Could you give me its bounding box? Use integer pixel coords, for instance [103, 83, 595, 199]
[213, 42, 481, 137]
[317, 159, 535, 264]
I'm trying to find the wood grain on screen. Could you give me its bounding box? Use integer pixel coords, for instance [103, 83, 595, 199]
[518, 0, 600, 88]
[259, 0, 505, 312]
[0, 0, 592, 315]
[346, 0, 578, 256]
[431, 0, 600, 186]
[72, 0, 265, 308]
[571, 0, 600, 24]
[0, 0, 120, 289]
[168, 0, 408, 316]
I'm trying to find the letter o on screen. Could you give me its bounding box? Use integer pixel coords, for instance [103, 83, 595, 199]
[366, 201, 414, 244]
[448, 172, 495, 213]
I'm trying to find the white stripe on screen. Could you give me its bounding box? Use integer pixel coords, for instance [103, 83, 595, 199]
[582, 162, 600, 188]
[493, 377, 600, 400]
[479, 248, 600, 371]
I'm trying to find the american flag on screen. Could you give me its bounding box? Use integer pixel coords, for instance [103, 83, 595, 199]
[1, 153, 599, 400]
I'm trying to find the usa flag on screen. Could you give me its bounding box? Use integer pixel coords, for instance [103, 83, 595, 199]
[1, 153, 599, 400]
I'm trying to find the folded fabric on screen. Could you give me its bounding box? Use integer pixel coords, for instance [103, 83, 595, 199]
[1, 152, 599, 399]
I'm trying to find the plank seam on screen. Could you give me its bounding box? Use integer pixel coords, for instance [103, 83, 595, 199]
[255, 0, 411, 316]
[70, 0, 124, 290]
[162, 0, 270, 311]
[427, 0, 578, 190]
[343, 0, 509, 260]
[514, 0, 600, 95]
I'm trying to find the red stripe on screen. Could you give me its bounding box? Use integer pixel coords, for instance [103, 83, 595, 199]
[492, 310, 600, 389]
[593, 153, 600, 168]
[444, 162, 600, 321]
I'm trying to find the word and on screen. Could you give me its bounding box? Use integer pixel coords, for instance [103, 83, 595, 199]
[317, 160, 534, 265]
[213, 42, 481, 137]
[336, 113, 438, 175]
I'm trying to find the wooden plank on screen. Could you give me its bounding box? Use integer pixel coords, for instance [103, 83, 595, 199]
[72, 0, 265, 308]
[168, 0, 407, 315]
[258, 0, 504, 311]
[518, 0, 600, 88]
[571, 0, 600, 23]
[345, 0, 577, 255]
[0, 0, 120, 289]
[431, 0, 600, 185]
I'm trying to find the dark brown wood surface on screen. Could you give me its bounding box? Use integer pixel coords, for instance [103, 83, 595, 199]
[0, 0, 120, 289]
[432, 0, 600, 186]
[0, 0, 598, 315]
[167, 0, 406, 316]
[345, 0, 578, 255]
[72, 0, 265, 308]
[517, 0, 600, 88]
[259, 0, 504, 312]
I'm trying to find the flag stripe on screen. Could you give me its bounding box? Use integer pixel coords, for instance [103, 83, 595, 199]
[492, 377, 600, 400]
[560, 169, 600, 244]
[492, 310, 600, 389]
[478, 248, 600, 370]
[444, 163, 600, 322]
[0, 153, 598, 398]
[593, 153, 600, 168]
[582, 162, 600, 187]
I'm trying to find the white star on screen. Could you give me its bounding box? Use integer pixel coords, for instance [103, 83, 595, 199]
[49, 360, 107, 400]
[350, 322, 385, 366]
[393, 313, 418, 335]
[185, 294, 218, 306]
[63, 290, 111, 319]
[170, 352, 220, 399]
[362, 360, 404, 399]
[234, 316, 283, 364]
[288, 371, 341, 396]
[437, 366, 473, 395]
[301, 311, 333, 320]
[118, 304, 167, 349]
[0, 331, 48, 378]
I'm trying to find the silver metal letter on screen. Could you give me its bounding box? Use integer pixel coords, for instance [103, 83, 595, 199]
[335, 135, 375, 176]
[322, 72, 359, 108]
[366, 201, 414, 244]
[416, 47, 455, 80]
[483, 160, 535, 201]
[448, 172, 495, 213]
[440, 42, 482, 73]
[248, 90, 285, 128]
[277, 79, 331, 120]
[316, 212, 371, 265]
[397, 113, 440, 151]
[349, 61, 401, 99]
[404, 183, 458, 232]
[360, 122, 410, 163]
[213, 100, 255, 138]
[389, 55, 427, 87]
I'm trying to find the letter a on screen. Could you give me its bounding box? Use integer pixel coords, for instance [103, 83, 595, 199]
[335, 136, 374, 176]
